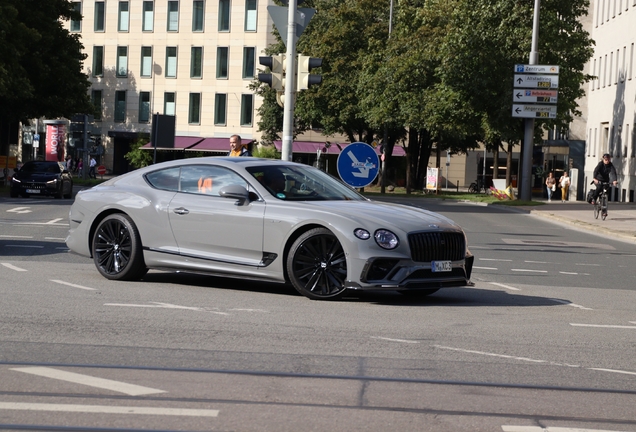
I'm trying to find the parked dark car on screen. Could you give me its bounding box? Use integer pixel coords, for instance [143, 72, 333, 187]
[10, 161, 73, 199]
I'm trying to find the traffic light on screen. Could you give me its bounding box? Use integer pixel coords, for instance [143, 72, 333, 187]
[258, 54, 286, 91]
[297, 55, 322, 91]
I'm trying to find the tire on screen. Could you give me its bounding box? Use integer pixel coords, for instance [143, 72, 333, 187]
[92, 214, 147, 281]
[63, 180, 73, 199]
[601, 211, 607, 221]
[398, 289, 439, 298]
[286, 228, 347, 300]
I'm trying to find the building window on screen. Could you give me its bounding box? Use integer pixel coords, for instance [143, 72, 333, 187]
[118, 1, 129, 32]
[143, 1, 154, 31]
[139, 92, 151, 123]
[189, 93, 201, 124]
[216, 47, 228, 78]
[140, 47, 153, 77]
[70, 2, 82, 32]
[91, 90, 103, 121]
[242, 47, 255, 78]
[115, 91, 127, 122]
[92, 46, 104, 77]
[166, 47, 178, 78]
[117, 46, 128, 77]
[164, 92, 176, 116]
[218, 0, 230, 31]
[193, 0, 204, 31]
[167, 1, 179, 31]
[164, 92, 176, 115]
[214, 93, 227, 125]
[240, 94, 253, 126]
[245, 0, 257, 31]
[94, 2, 105, 31]
[191, 47, 203, 78]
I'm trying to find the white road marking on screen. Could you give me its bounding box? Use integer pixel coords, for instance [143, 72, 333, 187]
[372, 336, 419, 344]
[0, 235, 33, 239]
[576, 263, 601, 266]
[433, 345, 580, 368]
[1, 263, 27, 272]
[489, 282, 520, 291]
[5, 245, 43, 248]
[588, 368, 636, 376]
[503, 426, 624, 432]
[479, 258, 512, 262]
[51, 279, 98, 291]
[105, 302, 230, 315]
[548, 299, 593, 310]
[524, 260, 547, 264]
[570, 323, 636, 329]
[10, 367, 166, 396]
[228, 308, 269, 313]
[45, 218, 64, 224]
[0, 402, 218, 417]
[474, 266, 498, 270]
[558, 271, 580, 275]
[511, 269, 547, 273]
[7, 207, 31, 214]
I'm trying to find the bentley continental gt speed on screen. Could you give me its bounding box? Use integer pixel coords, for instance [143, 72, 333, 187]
[66, 157, 473, 300]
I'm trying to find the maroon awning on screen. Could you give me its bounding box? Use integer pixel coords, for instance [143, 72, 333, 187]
[186, 138, 230, 152]
[143, 136, 204, 150]
[273, 141, 343, 154]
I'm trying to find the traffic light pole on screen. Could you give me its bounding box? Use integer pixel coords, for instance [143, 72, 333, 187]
[520, 0, 540, 201]
[281, 0, 298, 161]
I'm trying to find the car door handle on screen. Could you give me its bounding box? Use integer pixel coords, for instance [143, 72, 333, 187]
[173, 207, 189, 215]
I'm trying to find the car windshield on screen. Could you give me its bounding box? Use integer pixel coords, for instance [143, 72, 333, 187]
[246, 165, 366, 201]
[20, 162, 61, 174]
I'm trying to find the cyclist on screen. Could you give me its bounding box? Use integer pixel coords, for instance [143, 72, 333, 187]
[589, 153, 617, 204]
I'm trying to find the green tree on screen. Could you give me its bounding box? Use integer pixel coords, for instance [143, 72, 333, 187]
[0, 0, 93, 124]
[124, 138, 152, 169]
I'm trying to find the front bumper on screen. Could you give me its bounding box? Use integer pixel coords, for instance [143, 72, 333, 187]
[11, 181, 60, 196]
[344, 252, 474, 291]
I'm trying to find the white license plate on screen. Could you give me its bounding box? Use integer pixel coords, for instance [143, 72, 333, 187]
[25, 189, 40, 194]
[431, 261, 452, 272]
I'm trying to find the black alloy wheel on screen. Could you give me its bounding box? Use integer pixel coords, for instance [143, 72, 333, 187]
[287, 228, 347, 300]
[92, 214, 147, 280]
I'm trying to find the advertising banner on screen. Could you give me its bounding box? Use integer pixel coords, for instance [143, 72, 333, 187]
[45, 122, 66, 162]
[426, 167, 438, 191]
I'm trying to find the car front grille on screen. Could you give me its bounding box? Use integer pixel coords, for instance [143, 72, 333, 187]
[408, 231, 465, 262]
[23, 183, 47, 189]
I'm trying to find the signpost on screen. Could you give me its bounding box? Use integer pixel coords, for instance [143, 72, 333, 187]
[513, 58, 560, 200]
[96, 165, 107, 176]
[337, 142, 380, 188]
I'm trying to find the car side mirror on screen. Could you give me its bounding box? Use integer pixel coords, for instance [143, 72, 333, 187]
[218, 184, 250, 205]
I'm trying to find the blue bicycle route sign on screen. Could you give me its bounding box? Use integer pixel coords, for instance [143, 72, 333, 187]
[336, 142, 380, 188]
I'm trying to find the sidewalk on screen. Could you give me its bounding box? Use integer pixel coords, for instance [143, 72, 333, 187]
[513, 200, 636, 243]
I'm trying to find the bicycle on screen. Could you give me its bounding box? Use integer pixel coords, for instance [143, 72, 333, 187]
[468, 178, 487, 194]
[592, 181, 614, 221]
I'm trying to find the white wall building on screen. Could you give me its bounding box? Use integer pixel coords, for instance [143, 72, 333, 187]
[586, 0, 636, 202]
[66, 0, 278, 174]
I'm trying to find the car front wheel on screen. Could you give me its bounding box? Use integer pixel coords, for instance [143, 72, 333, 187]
[286, 228, 347, 300]
[92, 214, 147, 281]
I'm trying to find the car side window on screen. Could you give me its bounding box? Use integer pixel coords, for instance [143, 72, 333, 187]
[179, 165, 247, 197]
[145, 167, 180, 191]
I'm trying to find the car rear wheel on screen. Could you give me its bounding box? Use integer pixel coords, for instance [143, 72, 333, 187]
[287, 228, 347, 300]
[92, 214, 147, 281]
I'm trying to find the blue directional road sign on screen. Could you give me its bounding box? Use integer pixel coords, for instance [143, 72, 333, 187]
[337, 142, 380, 188]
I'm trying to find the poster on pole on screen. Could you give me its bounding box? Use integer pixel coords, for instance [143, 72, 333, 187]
[44, 120, 67, 162]
[426, 167, 438, 191]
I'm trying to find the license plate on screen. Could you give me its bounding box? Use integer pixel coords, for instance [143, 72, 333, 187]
[26, 189, 40, 194]
[431, 261, 452, 272]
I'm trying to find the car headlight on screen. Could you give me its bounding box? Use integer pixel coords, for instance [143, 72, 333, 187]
[12, 177, 20, 183]
[354, 228, 371, 240]
[47, 179, 58, 185]
[374, 229, 399, 249]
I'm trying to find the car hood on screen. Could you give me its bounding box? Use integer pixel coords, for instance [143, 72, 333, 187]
[305, 199, 461, 233]
[14, 172, 60, 181]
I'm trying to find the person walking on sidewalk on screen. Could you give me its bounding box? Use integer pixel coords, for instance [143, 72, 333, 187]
[545, 172, 556, 202]
[559, 171, 571, 202]
[589, 153, 617, 204]
[89, 156, 97, 179]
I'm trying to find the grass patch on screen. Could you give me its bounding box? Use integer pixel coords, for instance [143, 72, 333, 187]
[360, 186, 544, 207]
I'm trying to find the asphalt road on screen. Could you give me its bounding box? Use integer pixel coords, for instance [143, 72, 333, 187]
[1, 196, 635, 432]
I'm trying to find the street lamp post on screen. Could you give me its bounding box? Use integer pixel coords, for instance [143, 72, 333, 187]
[520, 0, 541, 201]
